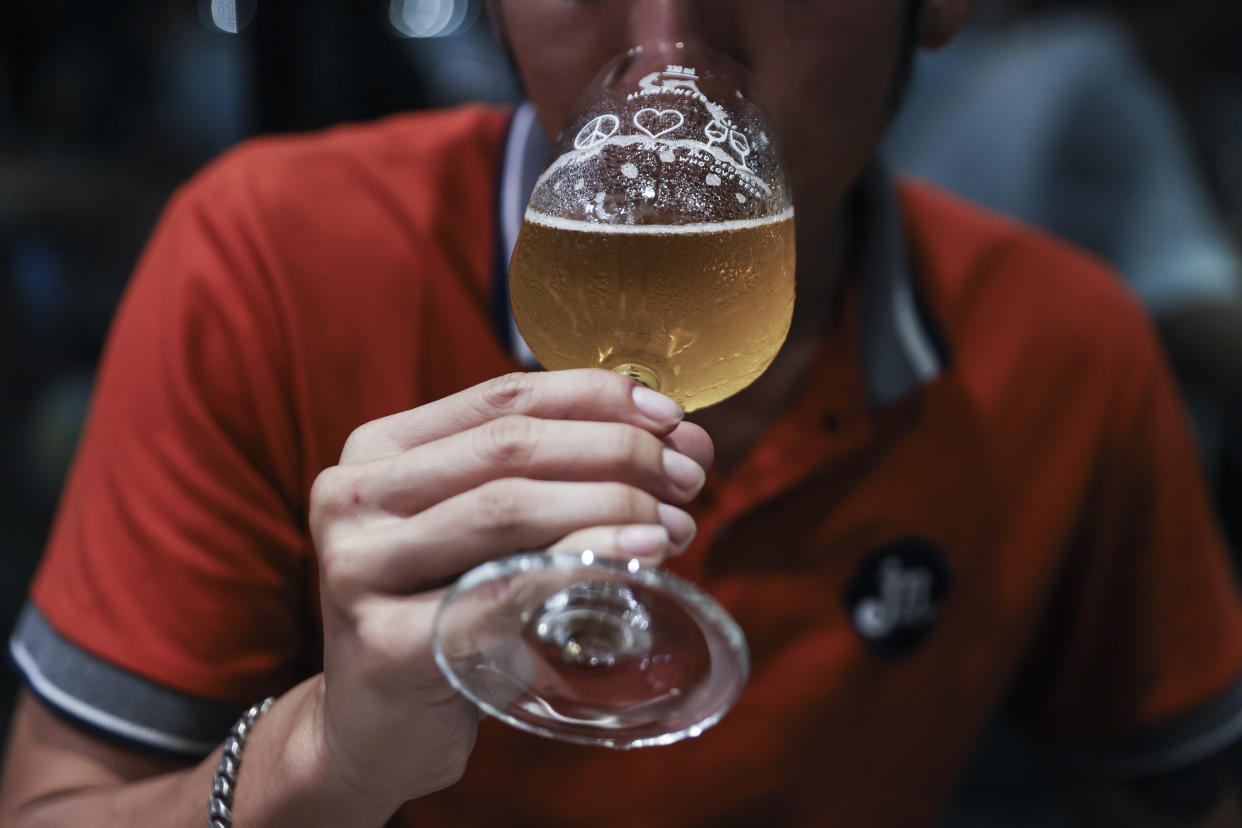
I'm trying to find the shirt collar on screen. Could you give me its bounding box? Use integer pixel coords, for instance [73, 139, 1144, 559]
[852, 164, 947, 406]
[495, 101, 945, 406]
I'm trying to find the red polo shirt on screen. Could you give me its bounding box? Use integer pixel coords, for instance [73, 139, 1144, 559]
[13, 104, 1242, 826]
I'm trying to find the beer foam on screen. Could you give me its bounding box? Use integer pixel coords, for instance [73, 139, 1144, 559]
[522, 206, 794, 235]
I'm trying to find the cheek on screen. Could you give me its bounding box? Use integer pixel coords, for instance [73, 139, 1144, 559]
[494, 1, 632, 136]
[745, 4, 905, 201]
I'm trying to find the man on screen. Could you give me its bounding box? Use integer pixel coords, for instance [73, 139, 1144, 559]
[3, 1, 1242, 826]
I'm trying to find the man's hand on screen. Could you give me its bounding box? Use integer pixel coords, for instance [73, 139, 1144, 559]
[307, 370, 711, 808]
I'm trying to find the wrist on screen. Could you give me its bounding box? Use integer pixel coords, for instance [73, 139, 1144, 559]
[208, 696, 275, 825]
[300, 678, 408, 818]
[230, 677, 400, 828]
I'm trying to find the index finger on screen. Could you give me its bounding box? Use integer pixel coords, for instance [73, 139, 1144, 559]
[340, 370, 685, 463]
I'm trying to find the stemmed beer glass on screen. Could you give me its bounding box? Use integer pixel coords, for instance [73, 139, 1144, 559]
[432, 43, 795, 749]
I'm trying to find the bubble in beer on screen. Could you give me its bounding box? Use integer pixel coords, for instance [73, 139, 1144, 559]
[510, 209, 795, 411]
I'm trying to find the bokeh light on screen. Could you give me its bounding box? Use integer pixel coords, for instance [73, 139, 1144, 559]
[389, 0, 480, 39]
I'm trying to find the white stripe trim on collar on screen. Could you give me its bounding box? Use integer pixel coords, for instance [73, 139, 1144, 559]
[500, 102, 541, 368]
[892, 262, 942, 383]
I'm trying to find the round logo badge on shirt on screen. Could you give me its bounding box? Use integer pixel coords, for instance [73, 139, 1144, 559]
[843, 537, 952, 656]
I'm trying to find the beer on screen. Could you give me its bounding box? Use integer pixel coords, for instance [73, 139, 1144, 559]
[509, 208, 795, 411]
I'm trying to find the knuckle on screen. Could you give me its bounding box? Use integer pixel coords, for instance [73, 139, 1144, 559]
[353, 611, 389, 658]
[309, 465, 340, 508]
[473, 479, 527, 536]
[318, 533, 369, 599]
[604, 482, 653, 522]
[606, 424, 649, 467]
[320, 464, 372, 514]
[310, 466, 353, 522]
[476, 415, 539, 469]
[351, 610, 403, 679]
[581, 368, 626, 402]
[340, 421, 380, 462]
[478, 372, 532, 415]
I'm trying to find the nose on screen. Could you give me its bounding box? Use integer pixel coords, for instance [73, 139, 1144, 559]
[623, 0, 742, 66]
[625, 0, 698, 48]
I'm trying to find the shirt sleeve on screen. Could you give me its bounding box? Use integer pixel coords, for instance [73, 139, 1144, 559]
[10, 155, 315, 757]
[1009, 307, 1242, 781]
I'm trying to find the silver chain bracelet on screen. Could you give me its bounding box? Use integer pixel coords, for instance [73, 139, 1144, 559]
[207, 697, 276, 828]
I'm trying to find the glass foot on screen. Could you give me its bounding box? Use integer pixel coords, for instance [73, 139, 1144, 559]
[433, 552, 749, 749]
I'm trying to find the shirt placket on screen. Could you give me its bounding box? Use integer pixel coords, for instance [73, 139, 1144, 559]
[671, 281, 872, 582]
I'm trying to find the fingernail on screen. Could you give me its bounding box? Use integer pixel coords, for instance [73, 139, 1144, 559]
[658, 503, 697, 548]
[632, 385, 683, 426]
[663, 448, 705, 496]
[617, 524, 669, 557]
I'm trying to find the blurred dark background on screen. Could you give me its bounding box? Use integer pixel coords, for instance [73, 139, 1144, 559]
[0, 0, 521, 744]
[1, 0, 1239, 823]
